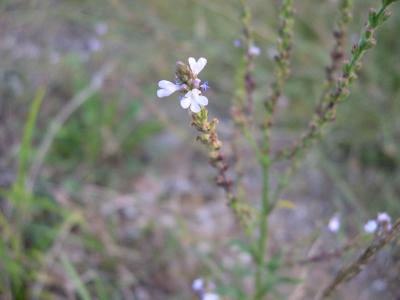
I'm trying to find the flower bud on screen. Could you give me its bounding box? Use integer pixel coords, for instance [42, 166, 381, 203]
[175, 61, 192, 84]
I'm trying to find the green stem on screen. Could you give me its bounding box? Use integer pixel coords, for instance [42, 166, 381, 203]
[253, 1, 294, 297]
[254, 137, 270, 299]
[241, 125, 264, 163]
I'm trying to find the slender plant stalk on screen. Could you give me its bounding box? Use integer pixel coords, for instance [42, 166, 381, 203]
[264, 0, 294, 126]
[254, 146, 270, 300]
[253, 1, 295, 299]
[192, 109, 255, 234]
[271, 0, 397, 203]
[231, 0, 259, 203]
[283, 235, 363, 268]
[239, 0, 256, 116]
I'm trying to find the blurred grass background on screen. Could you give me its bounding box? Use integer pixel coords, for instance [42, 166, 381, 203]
[0, 0, 399, 299]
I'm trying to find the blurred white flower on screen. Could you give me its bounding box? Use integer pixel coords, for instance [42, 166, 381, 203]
[88, 38, 102, 52]
[377, 212, 392, 230]
[188, 57, 207, 76]
[364, 220, 378, 233]
[328, 214, 340, 233]
[233, 39, 242, 48]
[372, 279, 387, 292]
[377, 212, 391, 223]
[157, 80, 180, 98]
[202, 293, 220, 300]
[180, 88, 208, 113]
[192, 278, 204, 293]
[249, 44, 261, 56]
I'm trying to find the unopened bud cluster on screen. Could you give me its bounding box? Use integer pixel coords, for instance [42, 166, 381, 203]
[264, 0, 294, 121]
[191, 109, 231, 191]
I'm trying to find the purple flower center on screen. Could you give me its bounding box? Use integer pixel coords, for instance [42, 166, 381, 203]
[200, 81, 209, 92]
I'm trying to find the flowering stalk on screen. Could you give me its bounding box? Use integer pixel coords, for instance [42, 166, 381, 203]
[191, 109, 230, 194]
[157, 57, 254, 231]
[239, 0, 257, 116]
[272, 0, 397, 201]
[325, 0, 353, 84]
[263, 0, 294, 124]
[191, 108, 254, 231]
[230, 0, 264, 209]
[253, 1, 294, 298]
[156, 1, 399, 298]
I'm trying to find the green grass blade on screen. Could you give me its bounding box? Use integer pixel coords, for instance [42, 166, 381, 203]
[15, 87, 46, 190]
[61, 253, 91, 300]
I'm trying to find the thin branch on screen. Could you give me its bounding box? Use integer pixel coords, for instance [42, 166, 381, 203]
[316, 219, 400, 299]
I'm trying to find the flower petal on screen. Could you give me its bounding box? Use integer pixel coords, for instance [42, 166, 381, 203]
[196, 57, 207, 74]
[157, 80, 180, 98]
[197, 95, 208, 106]
[190, 102, 201, 113]
[158, 80, 175, 89]
[188, 57, 197, 74]
[364, 220, 378, 233]
[157, 89, 171, 98]
[188, 57, 207, 75]
[184, 89, 194, 98]
[180, 97, 191, 109]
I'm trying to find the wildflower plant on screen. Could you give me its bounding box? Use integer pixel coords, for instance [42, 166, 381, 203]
[157, 0, 400, 299]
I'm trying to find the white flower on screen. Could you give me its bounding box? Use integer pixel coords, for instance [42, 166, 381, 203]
[180, 88, 208, 113]
[249, 45, 261, 56]
[202, 293, 220, 300]
[88, 38, 102, 52]
[328, 214, 340, 233]
[377, 212, 391, 223]
[192, 278, 204, 293]
[188, 57, 207, 76]
[377, 212, 392, 230]
[364, 220, 378, 233]
[157, 80, 180, 98]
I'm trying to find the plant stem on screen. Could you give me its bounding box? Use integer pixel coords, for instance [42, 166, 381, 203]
[253, 1, 294, 298]
[254, 146, 270, 299]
